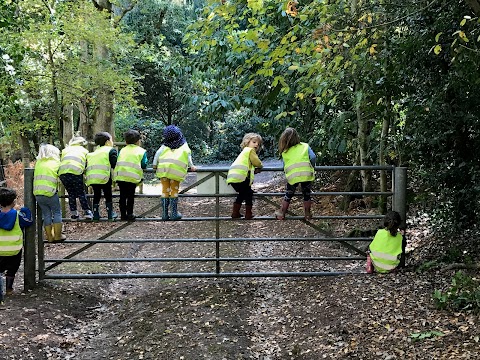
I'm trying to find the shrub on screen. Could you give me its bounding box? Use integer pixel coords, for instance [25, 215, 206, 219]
[433, 271, 480, 312]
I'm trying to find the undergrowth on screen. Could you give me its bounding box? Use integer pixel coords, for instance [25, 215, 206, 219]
[433, 271, 480, 312]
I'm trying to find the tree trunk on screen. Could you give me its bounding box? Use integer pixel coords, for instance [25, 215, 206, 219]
[341, 149, 361, 211]
[90, 0, 135, 139]
[379, 23, 391, 214]
[19, 134, 30, 167]
[63, 104, 74, 145]
[355, 87, 371, 192]
[47, 40, 64, 148]
[93, 42, 115, 138]
[466, 0, 480, 15]
[379, 113, 390, 213]
[351, 0, 371, 192]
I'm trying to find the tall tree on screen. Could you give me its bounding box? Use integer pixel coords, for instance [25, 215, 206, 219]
[0, 0, 138, 155]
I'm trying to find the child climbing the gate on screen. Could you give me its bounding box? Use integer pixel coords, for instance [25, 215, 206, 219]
[0, 188, 33, 304]
[226, 133, 263, 219]
[275, 127, 316, 220]
[34, 144, 67, 242]
[113, 129, 148, 221]
[85, 132, 118, 221]
[367, 210, 404, 273]
[58, 136, 93, 220]
[152, 125, 196, 220]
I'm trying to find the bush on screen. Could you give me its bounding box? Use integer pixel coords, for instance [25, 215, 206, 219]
[433, 271, 480, 312]
[207, 109, 277, 162]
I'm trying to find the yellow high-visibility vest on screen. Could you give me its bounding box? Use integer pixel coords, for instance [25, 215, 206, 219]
[113, 145, 146, 184]
[58, 145, 89, 175]
[282, 142, 315, 185]
[33, 158, 60, 196]
[155, 143, 190, 182]
[369, 229, 403, 273]
[226, 147, 254, 185]
[0, 213, 23, 256]
[86, 146, 113, 186]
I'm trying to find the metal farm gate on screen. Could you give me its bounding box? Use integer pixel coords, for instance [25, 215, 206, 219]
[21, 166, 407, 290]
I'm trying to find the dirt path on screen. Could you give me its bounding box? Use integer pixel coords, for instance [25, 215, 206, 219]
[1, 172, 479, 359]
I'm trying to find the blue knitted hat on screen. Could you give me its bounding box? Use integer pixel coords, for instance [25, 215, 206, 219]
[163, 125, 186, 149]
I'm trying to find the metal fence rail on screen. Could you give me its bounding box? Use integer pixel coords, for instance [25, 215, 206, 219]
[22, 166, 407, 288]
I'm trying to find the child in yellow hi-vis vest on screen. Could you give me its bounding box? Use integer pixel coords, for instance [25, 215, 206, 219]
[85, 132, 118, 221]
[34, 144, 66, 242]
[368, 211, 404, 273]
[114, 129, 148, 221]
[152, 125, 196, 220]
[275, 127, 316, 220]
[0, 187, 33, 305]
[226, 133, 263, 219]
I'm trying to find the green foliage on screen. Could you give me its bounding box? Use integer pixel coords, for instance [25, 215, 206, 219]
[122, 0, 204, 157]
[115, 106, 210, 164]
[441, 247, 463, 264]
[416, 260, 440, 273]
[1, 0, 138, 150]
[207, 108, 276, 162]
[433, 271, 480, 312]
[409, 331, 444, 342]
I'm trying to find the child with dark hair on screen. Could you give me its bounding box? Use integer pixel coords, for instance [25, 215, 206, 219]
[368, 210, 403, 273]
[275, 127, 316, 220]
[113, 129, 147, 221]
[226, 133, 263, 219]
[0, 187, 33, 304]
[152, 125, 196, 220]
[85, 132, 118, 221]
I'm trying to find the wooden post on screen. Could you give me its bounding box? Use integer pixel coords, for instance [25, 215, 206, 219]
[23, 168, 37, 290]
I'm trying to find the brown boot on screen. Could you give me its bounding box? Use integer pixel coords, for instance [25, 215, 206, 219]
[304, 200, 313, 220]
[245, 205, 254, 220]
[275, 200, 290, 220]
[231, 203, 242, 218]
[52, 223, 66, 242]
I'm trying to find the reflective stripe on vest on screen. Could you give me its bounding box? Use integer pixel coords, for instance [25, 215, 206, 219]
[155, 143, 191, 182]
[33, 158, 60, 196]
[58, 146, 88, 175]
[0, 213, 23, 256]
[282, 143, 315, 185]
[369, 229, 403, 273]
[86, 146, 112, 186]
[113, 145, 146, 184]
[226, 147, 254, 185]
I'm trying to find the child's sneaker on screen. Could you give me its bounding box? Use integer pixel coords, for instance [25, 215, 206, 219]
[84, 210, 93, 221]
[70, 210, 79, 220]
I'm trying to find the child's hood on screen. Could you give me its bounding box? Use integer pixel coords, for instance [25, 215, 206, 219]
[0, 209, 18, 231]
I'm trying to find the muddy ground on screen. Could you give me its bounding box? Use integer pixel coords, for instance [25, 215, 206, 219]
[1, 170, 479, 360]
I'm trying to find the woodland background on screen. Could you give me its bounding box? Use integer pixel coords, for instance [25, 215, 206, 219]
[1, 0, 480, 312]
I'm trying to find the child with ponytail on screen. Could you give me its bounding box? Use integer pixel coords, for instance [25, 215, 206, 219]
[368, 210, 404, 273]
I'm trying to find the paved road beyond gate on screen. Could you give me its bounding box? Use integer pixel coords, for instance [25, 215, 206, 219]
[21, 166, 407, 290]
